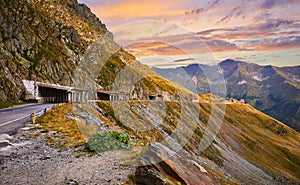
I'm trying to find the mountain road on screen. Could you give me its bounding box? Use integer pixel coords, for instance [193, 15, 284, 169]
[0, 103, 55, 135]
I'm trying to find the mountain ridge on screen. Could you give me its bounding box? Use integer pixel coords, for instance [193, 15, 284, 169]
[153, 59, 300, 132]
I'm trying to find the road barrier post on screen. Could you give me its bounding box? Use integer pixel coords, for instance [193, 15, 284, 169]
[32, 112, 36, 124]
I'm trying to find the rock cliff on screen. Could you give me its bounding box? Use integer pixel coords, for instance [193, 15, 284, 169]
[0, 0, 107, 102]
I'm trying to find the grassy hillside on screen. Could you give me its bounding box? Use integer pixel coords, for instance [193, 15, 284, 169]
[218, 104, 300, 183]
[38, 97, 300, 185]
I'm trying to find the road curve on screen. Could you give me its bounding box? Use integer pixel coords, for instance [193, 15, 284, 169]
[0, 103, 56, 135]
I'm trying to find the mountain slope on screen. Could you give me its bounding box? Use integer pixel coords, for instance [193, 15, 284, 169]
[92, 50, 300, 184]
[154, 59, 300, 131]
[95, 97, 300, 184]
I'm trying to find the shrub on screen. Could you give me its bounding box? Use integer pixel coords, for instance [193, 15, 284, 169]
[87, 131, 131, 153]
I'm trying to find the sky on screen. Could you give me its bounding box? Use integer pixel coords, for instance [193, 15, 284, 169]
[78, 0, 300, 68]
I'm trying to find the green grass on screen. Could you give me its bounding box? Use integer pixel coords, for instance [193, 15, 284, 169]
[86, 131, 131, 153]
[0, 102, 16, 109]
[0, 100, 38, 109]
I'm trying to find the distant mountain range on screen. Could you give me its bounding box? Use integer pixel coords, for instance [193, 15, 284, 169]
[154, 59, 300, 132]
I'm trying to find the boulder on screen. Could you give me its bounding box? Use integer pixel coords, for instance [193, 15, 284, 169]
[136, 142, 216, 185]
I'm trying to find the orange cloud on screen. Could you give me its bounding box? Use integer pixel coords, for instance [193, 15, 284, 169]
[124, 36, 241, 58]
[125, 42, 186, 58]
[90, 0, 186, 22]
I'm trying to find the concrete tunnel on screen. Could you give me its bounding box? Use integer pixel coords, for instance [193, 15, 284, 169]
[38, 86, 69, 103]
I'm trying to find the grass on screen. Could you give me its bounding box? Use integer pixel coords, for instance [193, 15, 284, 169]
[160, 101, 181, 135]
[0, 102, 17, 109]
[37, 104, 87, 149]
[218, 103, 300, 183]
[205, 166, 240, 185]
[139, 76, 178, 95]
[0, 99, 38, 109]
[97, 51, 127, 90]
[97, 100, 164, 145]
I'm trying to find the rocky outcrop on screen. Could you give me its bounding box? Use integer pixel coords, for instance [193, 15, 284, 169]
[0, 0, 107, 102]
[135, 142, 216, 185]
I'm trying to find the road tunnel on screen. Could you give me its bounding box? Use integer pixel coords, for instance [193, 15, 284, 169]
[38, 86, 69, 103]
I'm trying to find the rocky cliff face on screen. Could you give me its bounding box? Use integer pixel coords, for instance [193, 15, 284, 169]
[0, 0, 107, 102]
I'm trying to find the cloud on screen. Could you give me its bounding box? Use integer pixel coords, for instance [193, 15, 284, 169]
[258, 19, 294, 31]
[82, 0, 190, 26]
[206, 40, 241, 51]
[237, 35, 300, 51]
[124, 41, 186, 58]
[124, 34, 243, 58]
[196, 18, 300, 42]
[185, 0, 220, 15]
[216, 0, 300, 25]
[259, 0, 298, 9]
[173, 58, 195, 63]
[217, 1, 252, 24]
[253, 36, 300, 50]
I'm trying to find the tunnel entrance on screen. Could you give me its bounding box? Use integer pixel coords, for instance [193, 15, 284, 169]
[38, 86, 68, 103]
[97, 92, 110, 101]
[149, 95, 157, 100]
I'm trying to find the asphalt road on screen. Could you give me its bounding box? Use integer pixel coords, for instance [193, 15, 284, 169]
[0, 103, 56, 135]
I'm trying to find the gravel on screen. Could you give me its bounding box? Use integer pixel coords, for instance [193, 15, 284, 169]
[0, 123, 136, 185]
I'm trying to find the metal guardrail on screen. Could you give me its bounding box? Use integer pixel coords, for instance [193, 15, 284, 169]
[30, 103, 64, 123]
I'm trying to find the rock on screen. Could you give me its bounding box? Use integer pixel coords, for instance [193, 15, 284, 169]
[21, 127, 31, 131]
[0, 141, 13, 148]
[0, 155, 5, 165]
[66, 179, 79, 185]
[0, 134, 13, 140]
[135, 142, 216, 185]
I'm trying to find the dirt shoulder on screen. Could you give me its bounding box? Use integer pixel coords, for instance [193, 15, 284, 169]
[0, 122, 136, 185]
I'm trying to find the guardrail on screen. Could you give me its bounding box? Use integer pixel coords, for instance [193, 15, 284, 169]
[30, 103, 64, 124]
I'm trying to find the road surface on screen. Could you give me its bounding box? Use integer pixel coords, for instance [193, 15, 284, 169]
[0, 103, 56, 135]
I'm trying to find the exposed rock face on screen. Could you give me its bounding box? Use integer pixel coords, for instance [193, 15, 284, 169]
[136, 142, 216, 185]
[0, 0, 107, 102]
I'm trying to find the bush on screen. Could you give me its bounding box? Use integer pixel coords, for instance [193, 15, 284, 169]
[87, 131, 131, 153]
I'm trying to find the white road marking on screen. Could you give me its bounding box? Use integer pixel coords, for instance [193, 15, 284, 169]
[0, 115, 29, 127]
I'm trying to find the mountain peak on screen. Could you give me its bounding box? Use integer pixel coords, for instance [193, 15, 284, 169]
[219, 59, 239, 65]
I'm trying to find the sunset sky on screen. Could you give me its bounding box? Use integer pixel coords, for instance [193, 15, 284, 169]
[78, 0, 300, 68]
